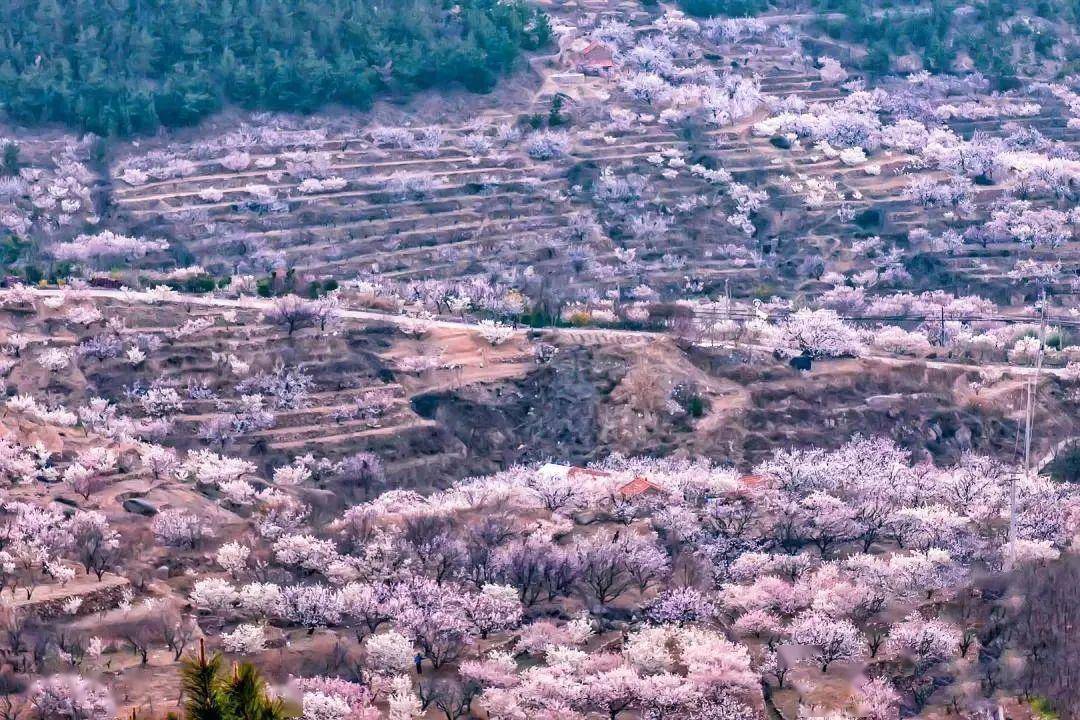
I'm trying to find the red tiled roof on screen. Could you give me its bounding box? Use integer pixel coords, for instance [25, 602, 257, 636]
[618, 476, 665, 497]
[579, 42, 614, 67]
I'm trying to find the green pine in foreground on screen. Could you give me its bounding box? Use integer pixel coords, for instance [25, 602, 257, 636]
[178, 641, 295, 720]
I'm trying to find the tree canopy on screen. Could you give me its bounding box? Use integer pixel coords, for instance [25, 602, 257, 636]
[0, 0, 551, 136]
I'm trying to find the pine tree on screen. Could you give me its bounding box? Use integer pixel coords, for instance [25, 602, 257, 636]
[181, 640, 228, 720]
[1, 142, 19, 177]
[181, 640, 294, 720]
[220, 663, 294, 720]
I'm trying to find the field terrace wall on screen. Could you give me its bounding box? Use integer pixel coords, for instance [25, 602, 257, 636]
[7, 289, 1069, 496]
[751, 79, 1080, 304]
[2, 294, 544, 488]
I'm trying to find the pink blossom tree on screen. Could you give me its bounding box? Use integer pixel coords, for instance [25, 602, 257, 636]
[789, 611, 864, 672]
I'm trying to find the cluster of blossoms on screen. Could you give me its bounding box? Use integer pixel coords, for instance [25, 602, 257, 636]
[0, 502, 122, 598]
[94, 431, 1067, 720]
[610, 10, 764, 129]
[50, 230, 169, 266]
[1, 284, 1073, 720]
[741, 68, 1080, 299]
[686, 289, 1078, 365]
[0, 141, 97, 240]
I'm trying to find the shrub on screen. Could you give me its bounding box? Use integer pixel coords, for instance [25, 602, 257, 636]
[1047, 444, 1080, 484]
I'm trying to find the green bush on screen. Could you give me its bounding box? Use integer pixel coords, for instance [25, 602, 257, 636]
[678, 0, 767, 17]
[1030, 697, 1060, 720]
[0, 143, 19, 176]
[1047, 445, 1080, 485]
[0, 236, 27, 266]
[184, 275, 218, 294]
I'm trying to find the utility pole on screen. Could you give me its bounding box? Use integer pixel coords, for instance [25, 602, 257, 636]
[721, 278, 731, 349]
[1010, 288, 1049, 549]
[1023, 288, 1049, 475]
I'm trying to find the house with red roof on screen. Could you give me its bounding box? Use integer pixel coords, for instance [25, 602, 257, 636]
[560, 38, 615, 75]
[577, 41, 615, 73]
[617, 476, 666, 498]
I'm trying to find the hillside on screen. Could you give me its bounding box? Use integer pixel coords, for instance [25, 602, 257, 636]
[0, 0, 1079, 719]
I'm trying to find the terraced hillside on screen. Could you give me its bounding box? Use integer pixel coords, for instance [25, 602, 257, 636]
[98, 14, 836, 300]
[2, 290, 534, 486]
[3, 1, 1080, 719]
[5, 288, 1074, 492]
[0, 1, 1073, 335]
[69, 3, 1075, 315]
